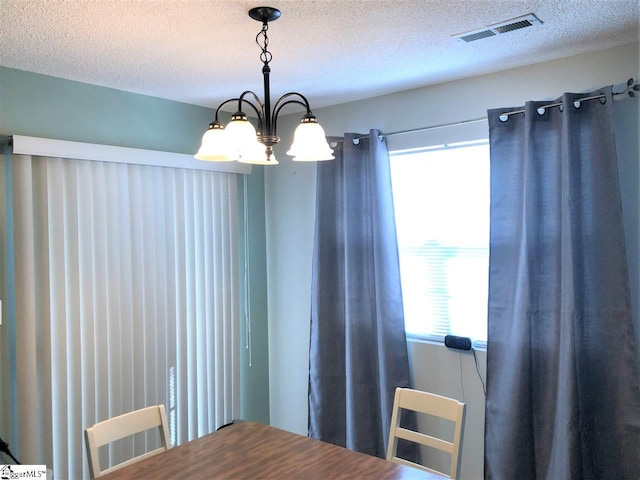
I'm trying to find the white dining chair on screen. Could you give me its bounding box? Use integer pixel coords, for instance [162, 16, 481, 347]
[84, 404, 171, 479]
[386, 387, 466, 479]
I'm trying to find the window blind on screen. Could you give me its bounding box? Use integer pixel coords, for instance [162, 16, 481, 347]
[2, 151, 240, 478]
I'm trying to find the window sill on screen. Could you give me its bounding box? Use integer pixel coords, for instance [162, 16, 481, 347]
[406, 333, 487, 351]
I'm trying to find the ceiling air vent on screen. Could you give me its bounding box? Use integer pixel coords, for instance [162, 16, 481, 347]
[452, 13, 542, 43]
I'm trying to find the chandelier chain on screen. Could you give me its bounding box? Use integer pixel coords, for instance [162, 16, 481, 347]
[256, 23, 272, 66]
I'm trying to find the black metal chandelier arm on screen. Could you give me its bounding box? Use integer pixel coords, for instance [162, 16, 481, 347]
[272, 99, 309, 137]
[213, 96, 264, 132]
[238, 90, 265, 118]
[213, 98, 241, 122]
[272, 92, 312, 115]
[211, 93, 263, 129]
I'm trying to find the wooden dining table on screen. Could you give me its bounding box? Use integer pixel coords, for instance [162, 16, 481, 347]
[98, 420, 440, 479]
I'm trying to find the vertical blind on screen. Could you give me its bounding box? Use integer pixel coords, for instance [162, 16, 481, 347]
[2, 152, 240, 478]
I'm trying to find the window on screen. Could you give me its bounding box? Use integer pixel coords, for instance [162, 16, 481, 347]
[390, 140, 489, 345]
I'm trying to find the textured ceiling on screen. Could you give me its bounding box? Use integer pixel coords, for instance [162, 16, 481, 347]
[0, 1, 638, 110]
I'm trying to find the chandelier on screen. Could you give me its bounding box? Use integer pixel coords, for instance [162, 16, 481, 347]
[195, 6, 334, 165]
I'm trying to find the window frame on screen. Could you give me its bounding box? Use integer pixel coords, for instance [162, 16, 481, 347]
[390, 139, 490, 350]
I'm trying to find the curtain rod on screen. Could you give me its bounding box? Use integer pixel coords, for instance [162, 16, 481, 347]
[381, 116, 487, 139]
[343, 117, 486, 144]
[346, 79, 637, 143]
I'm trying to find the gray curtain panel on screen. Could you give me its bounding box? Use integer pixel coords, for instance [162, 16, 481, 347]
[485, 86, 640, 479]
[308, 130, 415, 460]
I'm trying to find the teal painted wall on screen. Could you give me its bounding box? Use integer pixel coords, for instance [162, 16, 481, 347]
[0, 66, 209, 154]
[237, 168, 271, 423]
[0, 66, 270, 424]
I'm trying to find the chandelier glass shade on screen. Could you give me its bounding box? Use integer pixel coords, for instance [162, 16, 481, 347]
[195, 6, 334, 165]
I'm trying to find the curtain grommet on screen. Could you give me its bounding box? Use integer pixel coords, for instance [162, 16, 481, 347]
[499, 114, 509, 122]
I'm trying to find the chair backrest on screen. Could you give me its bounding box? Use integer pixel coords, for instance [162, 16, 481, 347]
[84, 404, 171, 479]
[386, 388, 466, 479]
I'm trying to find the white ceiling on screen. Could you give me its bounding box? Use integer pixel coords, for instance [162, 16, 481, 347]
[0, 1, 638, 111]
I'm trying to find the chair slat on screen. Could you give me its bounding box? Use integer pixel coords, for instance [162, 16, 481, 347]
[395, 427, 454, 453]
